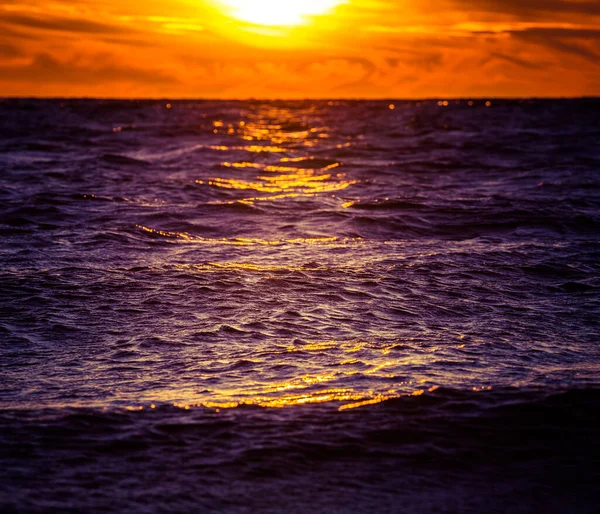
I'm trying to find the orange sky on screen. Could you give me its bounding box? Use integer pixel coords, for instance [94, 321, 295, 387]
[1, 0, 599, 98]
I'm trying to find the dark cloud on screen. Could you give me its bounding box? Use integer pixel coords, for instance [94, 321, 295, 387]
[0, 13, 132, 35]
[515, 28, 600, 40]
[509, 28, 600, 65]
[374, 45, 445, 72]
[0, 53, 177, 85]
[100, 37, 156, 48]
[452, 0, 600, 17]
[0, 42, 23, 59]
[0, 23, 40, 40]
[299, 55, 377, 76]
[490, 52, 541, 70]
[466, 26, 600, 66]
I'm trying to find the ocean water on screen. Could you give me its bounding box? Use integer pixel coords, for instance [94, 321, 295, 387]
[1, 98, 599, 513]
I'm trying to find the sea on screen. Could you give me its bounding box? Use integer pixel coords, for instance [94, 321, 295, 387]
[1, 98, 599, 513]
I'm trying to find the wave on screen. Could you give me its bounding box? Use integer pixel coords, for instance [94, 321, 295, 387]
[1, 388, 598, 512]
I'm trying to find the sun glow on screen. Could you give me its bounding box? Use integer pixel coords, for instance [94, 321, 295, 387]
[218, 0, 343, 26]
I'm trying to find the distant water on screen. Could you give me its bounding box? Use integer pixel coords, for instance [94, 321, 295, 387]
[1, 99, 599, 513]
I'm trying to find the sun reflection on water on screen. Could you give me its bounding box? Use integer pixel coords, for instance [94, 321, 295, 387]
[118, 105, 459, 415]
[114, 334, 458, 413]
[127, 386, 448, 413]
[136, 225, 362, 247]
[193, 105, 358, 205]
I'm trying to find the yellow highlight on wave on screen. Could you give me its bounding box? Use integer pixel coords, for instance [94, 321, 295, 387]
[216, 0, 344, 26]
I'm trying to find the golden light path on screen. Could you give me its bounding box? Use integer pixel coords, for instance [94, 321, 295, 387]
[216, 0, 343, 26]
[126, 386, 443, 413]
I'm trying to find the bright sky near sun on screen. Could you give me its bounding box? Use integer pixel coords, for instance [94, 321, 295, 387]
[0, 0, 599, 97]
[217, 0, 343, 26]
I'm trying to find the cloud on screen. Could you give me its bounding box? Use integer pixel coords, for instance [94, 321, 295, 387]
[508, 28, 600, 65]
[451, 0, 600, 17]
[489, 52, 541, 70]
[0, 53, 177, 85]
[0, 42, 23, 58]
[512, 28, 600, 40]
[0, 23, 41, 40]
[0, 13, 133, 35]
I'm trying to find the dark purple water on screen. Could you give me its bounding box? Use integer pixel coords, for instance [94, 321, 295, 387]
[1, 99, 599, 512]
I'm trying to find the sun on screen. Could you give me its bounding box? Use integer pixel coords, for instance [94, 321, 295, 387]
[217, 0, 343, 26]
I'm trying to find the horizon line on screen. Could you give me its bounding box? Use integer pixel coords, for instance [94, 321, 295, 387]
[2, 95, 599, 102]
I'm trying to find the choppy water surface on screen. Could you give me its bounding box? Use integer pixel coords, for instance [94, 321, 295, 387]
[1, 99, 599, 512]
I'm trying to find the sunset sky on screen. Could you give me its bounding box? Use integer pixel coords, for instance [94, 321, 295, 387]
[1, 0, 599, 98]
